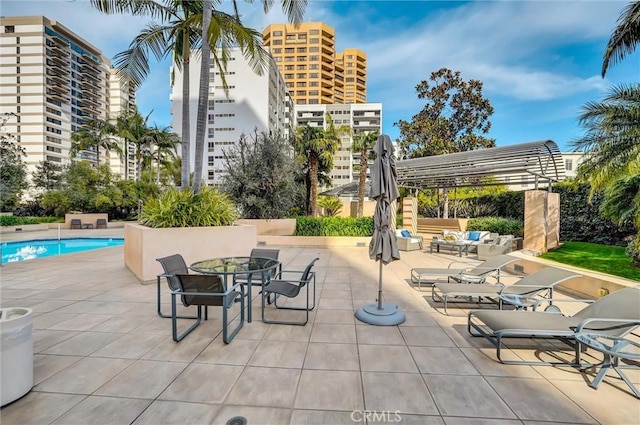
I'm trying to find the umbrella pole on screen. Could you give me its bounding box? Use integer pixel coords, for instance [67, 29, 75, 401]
[377, 260, 383, 310]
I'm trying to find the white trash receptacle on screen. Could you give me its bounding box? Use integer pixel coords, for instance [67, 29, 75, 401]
[1, 307, 34, 407]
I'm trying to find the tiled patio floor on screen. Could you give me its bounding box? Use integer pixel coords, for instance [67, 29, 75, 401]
[1, 229, 638, 424]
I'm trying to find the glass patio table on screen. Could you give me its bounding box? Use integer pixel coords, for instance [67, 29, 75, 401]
[190, 256, 280, 323]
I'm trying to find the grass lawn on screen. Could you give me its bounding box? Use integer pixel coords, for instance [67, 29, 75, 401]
[541, 241, 640, 281]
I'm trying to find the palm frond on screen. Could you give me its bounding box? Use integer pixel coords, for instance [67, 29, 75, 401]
[602, 1, 640, 76]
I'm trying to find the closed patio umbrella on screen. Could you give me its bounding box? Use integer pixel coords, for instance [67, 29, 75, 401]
[355, 134, 406, 326]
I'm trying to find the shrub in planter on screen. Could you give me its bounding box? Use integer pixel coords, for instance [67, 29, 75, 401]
[626, 236, 640, 268]
[295, 216, 374, 236]
[467, 216, 523, 237]
[139, 187, 237, 228]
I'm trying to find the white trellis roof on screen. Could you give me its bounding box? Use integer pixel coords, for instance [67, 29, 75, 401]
[395, 140, 566, 190]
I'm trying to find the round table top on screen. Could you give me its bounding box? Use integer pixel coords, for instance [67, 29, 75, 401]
[190, 256, 280, 275]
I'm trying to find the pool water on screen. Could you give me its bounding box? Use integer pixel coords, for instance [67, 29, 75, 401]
[1, 238, 125, 263]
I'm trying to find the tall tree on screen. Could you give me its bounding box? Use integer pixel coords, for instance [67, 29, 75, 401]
[602, 1, 640, 77]
[116, 109, 152, 181]
[32, 160, 63, 191]
[395, 68, 495, 159]
[0, 113, 27, 211]
[70, 117, 121, 167]
[192, 0, 306, 192]
[91, 0, 306, 191]
[146, 124, 180, 184]
[293, 114, 343, 216]
[571, 84, 640, 193]
[572, 84, 640, 266]
[351, 130, 378, 218]
[395, 68, 495, 218]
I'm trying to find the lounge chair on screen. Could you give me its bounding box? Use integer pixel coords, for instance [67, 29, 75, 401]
[70, 219, 82, 229]
[262, 257, 319, 325]
[467, 286, 640, 369]
[410, 254, 517, 290]
[433, 267, 581, 315]
[96, 218, 107, 229]
[172, 274, 244, 343]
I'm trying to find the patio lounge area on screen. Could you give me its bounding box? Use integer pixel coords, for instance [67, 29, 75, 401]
[1, 228, 638, 424]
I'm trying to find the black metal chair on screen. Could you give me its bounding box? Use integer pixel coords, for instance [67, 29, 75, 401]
[70, 219, 82, 229]
[156, 254, 197, 320]
[261, 257, 319, 326]
[234, 248, 281, 303]
[96, 218, 107, 229]
[172, 274, 244, 343]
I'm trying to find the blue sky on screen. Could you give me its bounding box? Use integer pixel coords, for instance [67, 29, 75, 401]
[4, 0, 638, 151]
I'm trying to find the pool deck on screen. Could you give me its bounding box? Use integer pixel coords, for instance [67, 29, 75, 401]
[1, 228, 638, 424]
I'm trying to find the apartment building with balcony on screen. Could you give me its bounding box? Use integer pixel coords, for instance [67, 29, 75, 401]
[0, 15, 136, 185]
[170, 47, 292, 186]
[262, 22, 367, 105]
[294, 103, 382, 186]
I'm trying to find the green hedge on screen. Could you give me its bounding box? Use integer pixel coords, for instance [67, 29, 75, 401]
[458, 183, 635, 246]
[466, 217, 524, 237]
[0, 216, 62, 226]
[295, 216, 374, 236]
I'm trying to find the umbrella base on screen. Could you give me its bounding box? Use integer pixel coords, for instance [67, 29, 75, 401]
[355, 302, 406, 326]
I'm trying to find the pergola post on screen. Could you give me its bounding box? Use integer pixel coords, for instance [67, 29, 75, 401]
[524, 190, 560, 254]
[402, 197, 417, 235]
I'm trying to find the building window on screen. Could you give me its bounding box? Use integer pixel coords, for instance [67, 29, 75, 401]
[285, 47, 294, 53]
[272, 39, 282, 45]
[297, 47, 306, 53]
[309, 38, 319, 44]
[309, 46, 319, 52]
[272, 48, 282, 54]
[309, 55, 319, 62]
[309, 64, 319, 70]
[208, 156, 215, 166]
[297, 82, 306, 87]
[565, 159, 573, 171]
[286, 34, 296, 41]
[273, 30, 282, 36]
[5, 26, 15, 33]
[284, 65, 294, 71]
[297, 64, 306, 70]
[284, 56, 294, 62]
[309, 29, 319, 35]
[309, 81, 319, 87]
[298, 33, 306, 40]
[297, 73, 306, 79]
[296, 90, 306, 96]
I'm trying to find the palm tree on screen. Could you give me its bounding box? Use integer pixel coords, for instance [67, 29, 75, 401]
[192, 0, 307, 192]
[293, 114, 344, 216]
[91, 0, 307, 191]
[571, 84, 640, 193]
[351, 131, 379, 217]
[602, 1, 640, 77]
[147, 125, 180, 184]
[116, 109, 152, 181]
[70, 117, 122, 167]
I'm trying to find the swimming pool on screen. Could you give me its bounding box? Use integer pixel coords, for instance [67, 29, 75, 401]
[1, 238, 125, 263]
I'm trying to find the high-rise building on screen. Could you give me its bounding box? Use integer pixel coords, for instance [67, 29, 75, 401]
[0, 15, 136, 184]
[170, 47, 292, 186]
[108, 69, 137, 181]
[262, 22, 367, 105]
[294, 103, 382, 185]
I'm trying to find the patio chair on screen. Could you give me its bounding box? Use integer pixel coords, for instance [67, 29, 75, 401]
[96, 218, 107, 229]
[467, 286, 640, 368]
[410, 254, 517, 290]
[433, 267, 581, 315]
[261, 257, 319, 325]
[70, 219, 82, 229]
[172, 274, 244, 343]
[234, 248, 281, 304]
[156, 254, 197, 320]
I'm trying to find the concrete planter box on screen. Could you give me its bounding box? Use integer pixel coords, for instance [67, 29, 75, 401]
[235, 219, 296, 236]
[124, 223, 257, 282]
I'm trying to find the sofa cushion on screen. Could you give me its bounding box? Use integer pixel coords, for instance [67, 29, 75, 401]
[401, 229, 412, 238]
[468, 231, 481, 241]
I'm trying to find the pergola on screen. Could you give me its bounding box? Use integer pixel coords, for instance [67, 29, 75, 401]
[395, 140, 566, 191]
